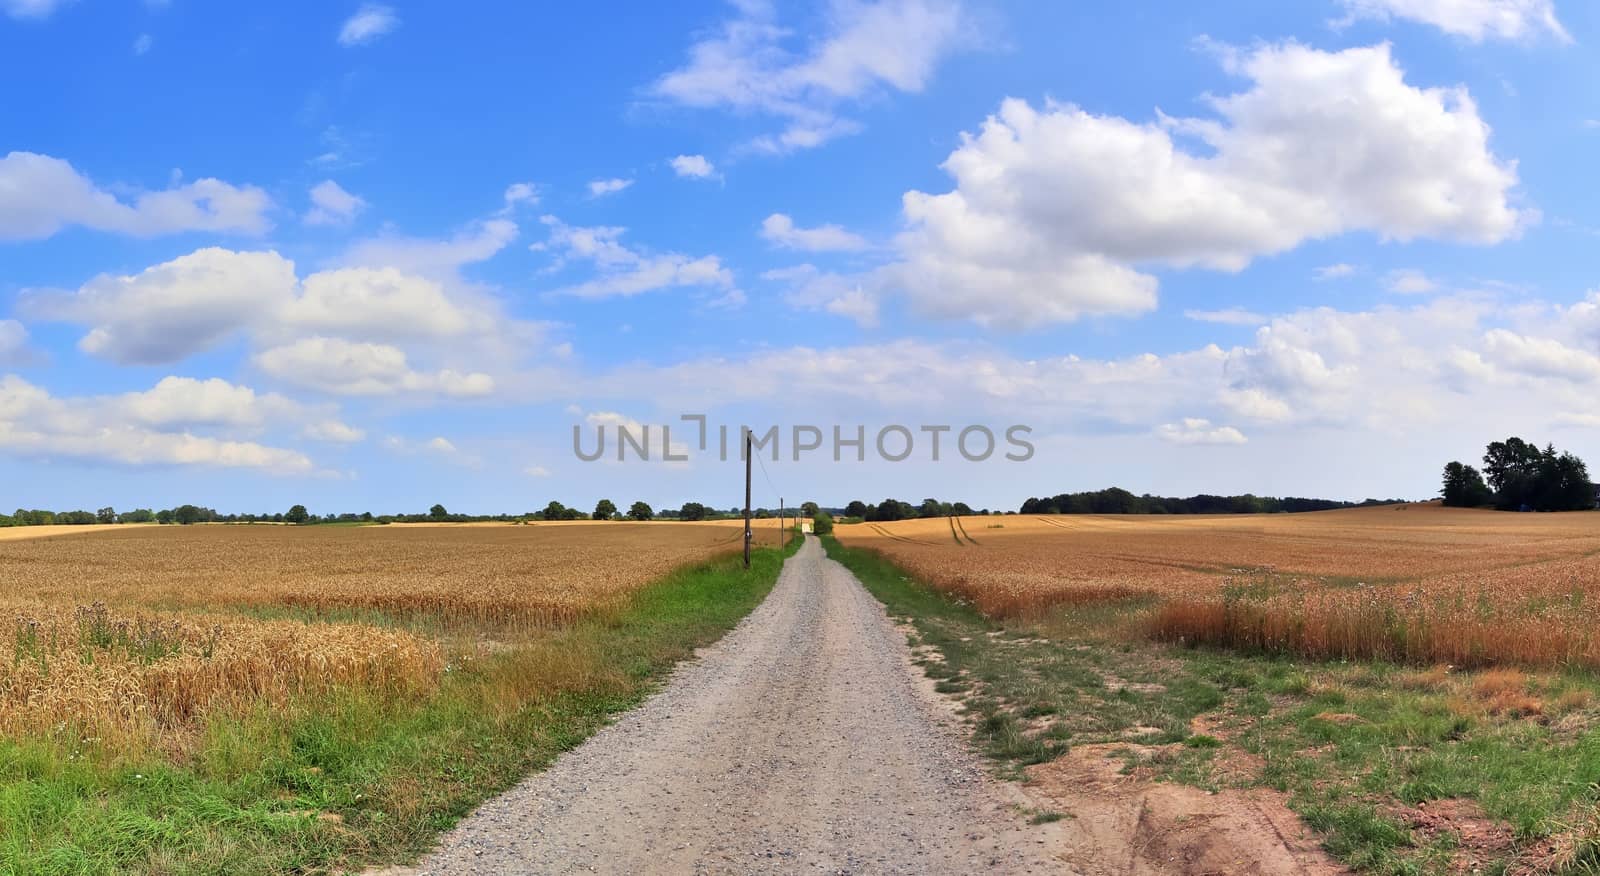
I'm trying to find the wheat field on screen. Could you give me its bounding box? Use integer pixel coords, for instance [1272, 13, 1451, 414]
[0, 521, 763, 739]
[835, 504, 1600, 668]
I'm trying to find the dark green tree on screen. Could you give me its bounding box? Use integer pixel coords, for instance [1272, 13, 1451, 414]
[1440, 461, 1493, 507]
[679, 501, 709, 521]
[284, 504, 310, 524]
[627, 501, 654, 521]
[429, 503, 449, 519]
[843, 500, 868, 518]
[593, 499, 617, 520]
[542, 500, 567, 520]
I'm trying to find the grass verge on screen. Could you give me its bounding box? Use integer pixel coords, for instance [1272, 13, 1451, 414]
[822, 535, 1600, 875]
[0, 539, 798, 875]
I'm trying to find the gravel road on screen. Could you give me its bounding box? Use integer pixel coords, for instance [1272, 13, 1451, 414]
[404, 536, 1061, 875]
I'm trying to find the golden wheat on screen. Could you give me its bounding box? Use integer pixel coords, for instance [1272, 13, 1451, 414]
[0, 521, 760, 739]
[836, 504, 1600, 668]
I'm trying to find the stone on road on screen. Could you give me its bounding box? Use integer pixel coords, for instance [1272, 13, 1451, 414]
[406, 536, 1060, 874]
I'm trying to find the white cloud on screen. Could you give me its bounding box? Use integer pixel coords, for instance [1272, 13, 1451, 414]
[1315, 263, 1357, 280]
[426, 436, 457, 454]
[881, 42, 1528, 328]
[339, 218, 518, 278]
[0, 320, 32, 364]
[670, 154, 718, 179]
[651, 0, 968, 153]
[253, 337, 495, 398]
[116, 376, 288, 429]
[1156, 418, 1248, 445]
[1482, 329, 1600, 382]
[0, 375, 315, 473]
[304, 180, 366, 226]
[760, 213, 869, 251]
[133, 33, 152, 55]
[24, 248, 296, 365]
[502, 182, 539, 211]
[3, 0, 68, 19]
[1184, 308, 1266, 326]
[540, 216, 737, 300]
[1335, 0, 1570, 42]
[763, 264, 879, 326]
[26, 233, 542, 396]
[338, 3, 398, 46]
[302, 419, 366, 443]
[524, 464, 551, 477]
[587, 178, 634, 198]
[0, 152, 272, 241]
[1385, 268, 1439, 294]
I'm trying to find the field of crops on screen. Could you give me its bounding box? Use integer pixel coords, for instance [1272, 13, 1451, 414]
[835, 504, 1600, 668]
[0, 521, 768, 740]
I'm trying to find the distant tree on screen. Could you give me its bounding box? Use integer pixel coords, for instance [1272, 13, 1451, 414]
[627, 501, 654, 521]
[542, 500, 567, 520]
[1441, 461, 1493, 507]
[952, 501, 975, 516]
[800, 501, 820, 517]
[429, 503, 449, 519]
[812, 510, 834, 535]
[591, 498, 617, 520]
[57, 510, 97, 525]
[96, 506, 117, 524]
[173, 504, 205, 525]
[679, 501, 709, 521]
[121, 508, 155, 524]
[285, 504, 310, 524]
[1479, 437, 1594, 511]
[844, 500, 868, 518]
[917, 498, 944, 518]
[561, 507, 585, 520]
[155, 509, 175, 525]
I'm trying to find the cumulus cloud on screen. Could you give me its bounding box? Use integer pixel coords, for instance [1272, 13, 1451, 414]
[302, 419, 366, 443]
[24, 232, 540, 399]
[0, 320, 33, 364]
[1335, 0, 1570, 42]
[0, 152, 272, 241]
[253, 337, 496, 398]
[1315, 263, 1357, 280]
[539, 216, 737, 301]
[304, 180, 366, 226]
[880, 42, 1528, 328]
[651, 0, 967, 153]
[1156, 418, 1248, 445]
[0, 375, 316, 473]
[587, 177, 634, 198]
[339, 3, 398, 46]
[670, 154, 718, 179]
[760, 213, 869, 251]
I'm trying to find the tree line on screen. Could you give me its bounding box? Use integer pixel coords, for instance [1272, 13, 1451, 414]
[1441, 437, 1596, 511]
[1017, 487, 1404, 516]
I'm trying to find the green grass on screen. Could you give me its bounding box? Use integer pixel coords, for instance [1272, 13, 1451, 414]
[821, 536, 1600, 875]
[0, 540, 798, 875]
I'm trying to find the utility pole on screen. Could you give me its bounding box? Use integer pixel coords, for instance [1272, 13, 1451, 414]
[743, 428, 752, 569]
[779, 497, 785, 549]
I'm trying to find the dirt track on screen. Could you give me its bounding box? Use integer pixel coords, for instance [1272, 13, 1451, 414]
[404, 536, 1059, 874]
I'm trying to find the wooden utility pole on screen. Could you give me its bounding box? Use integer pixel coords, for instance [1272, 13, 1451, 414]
[779, 497, 785, 549]
[743, 429, 752, 569]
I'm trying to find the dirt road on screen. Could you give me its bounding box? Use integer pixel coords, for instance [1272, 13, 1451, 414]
[406, 536, 1060, 874]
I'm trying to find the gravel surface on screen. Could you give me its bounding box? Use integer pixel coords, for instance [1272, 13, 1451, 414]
[403, 536, 1061, 875]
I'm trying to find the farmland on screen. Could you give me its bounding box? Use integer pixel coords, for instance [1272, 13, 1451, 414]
[0, 520, 792, 874]
[830, 505, 1600, 873]
[836, 504, 1600, 668]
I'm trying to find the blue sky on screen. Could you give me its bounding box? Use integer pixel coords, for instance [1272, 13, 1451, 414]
[2, 0, 1598, 515]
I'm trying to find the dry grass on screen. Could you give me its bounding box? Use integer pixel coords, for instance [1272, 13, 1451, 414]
[0, 521, 760, 740]
[835, 504, 1600, 668]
